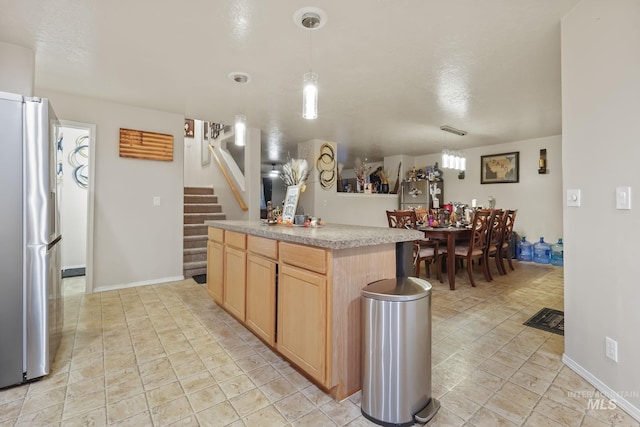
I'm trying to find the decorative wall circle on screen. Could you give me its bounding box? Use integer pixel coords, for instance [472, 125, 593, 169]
[68, 135, 89, 189]
[316, 143, 336, 190]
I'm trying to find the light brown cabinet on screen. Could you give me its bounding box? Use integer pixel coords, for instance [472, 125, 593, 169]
[206, 240, 223, 304]
[206, 227, 224, 304]
[277, 263, 327, 384]
[245, 235, 278, 346]
[246, 254, 277, 346]
[223, 231, 247, 321]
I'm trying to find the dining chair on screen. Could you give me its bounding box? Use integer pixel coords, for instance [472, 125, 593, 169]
[484, 209, 506, 279]
[497, 209, 518, 272]
[385, 210, 442, 281]
[443, 209, 493, 287]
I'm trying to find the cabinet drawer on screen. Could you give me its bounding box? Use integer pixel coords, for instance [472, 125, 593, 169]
[280, 242, 327, 274]
[225, 231, 246, 249]
[247, 235, 278, 259]
[208, 227, 224, 243]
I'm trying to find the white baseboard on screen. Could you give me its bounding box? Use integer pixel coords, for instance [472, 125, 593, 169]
[563, 353, 640, 421]
[92, 275, 186, 293]
[63, 264, 85, 270]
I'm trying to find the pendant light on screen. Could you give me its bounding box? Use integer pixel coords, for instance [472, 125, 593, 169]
[234, 114, 246, 146]
[227, 72, 251, 147]
[303, 72, 318, 120]
[295, 8, 326, 120]
[440, 125, 467, 172]
[269, 163, 279, 178]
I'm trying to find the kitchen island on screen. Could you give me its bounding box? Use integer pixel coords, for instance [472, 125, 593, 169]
[204, 220, 422, 400]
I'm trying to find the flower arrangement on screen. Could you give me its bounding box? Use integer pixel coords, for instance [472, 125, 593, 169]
[353, 157, 372, 183]
[281, 158, 310, 190]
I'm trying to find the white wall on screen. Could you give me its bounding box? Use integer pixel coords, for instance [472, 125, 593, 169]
[38, 89, 184, 290]
[414, 135, 564, 242]
[0, 42, 34, 96]
[183, 120, 215, 188]
[59, 125, 89, 270]
[562, 0, 640, 418]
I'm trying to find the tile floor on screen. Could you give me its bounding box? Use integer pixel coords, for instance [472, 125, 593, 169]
[0, 262, 637, 426]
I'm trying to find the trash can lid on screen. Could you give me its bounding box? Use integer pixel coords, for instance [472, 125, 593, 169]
[362, 277, 432, 302]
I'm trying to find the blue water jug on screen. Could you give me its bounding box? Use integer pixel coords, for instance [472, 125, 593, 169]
[551, 238, 564, 266]
[533, 237, 551, 264]
[517, 236, 532, 262]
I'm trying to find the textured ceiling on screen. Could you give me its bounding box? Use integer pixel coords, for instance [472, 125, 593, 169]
[0, 0, 580, 167]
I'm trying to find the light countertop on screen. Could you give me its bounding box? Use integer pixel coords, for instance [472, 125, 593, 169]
[204, 220, 423, 250]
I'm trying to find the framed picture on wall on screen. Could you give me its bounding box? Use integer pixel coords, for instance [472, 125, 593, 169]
[184, 119, 194, 138]
[203, 121, 209, 139]
[481, 152, 519, 184]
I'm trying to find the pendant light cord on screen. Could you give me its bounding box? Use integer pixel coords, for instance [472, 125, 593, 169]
[308, 28, 313, 73]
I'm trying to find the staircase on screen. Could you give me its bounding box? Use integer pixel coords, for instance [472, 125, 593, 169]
[184, 187, 225, 278]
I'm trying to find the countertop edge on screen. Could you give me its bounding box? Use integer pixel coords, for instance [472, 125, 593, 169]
[204, 220, 422, 250]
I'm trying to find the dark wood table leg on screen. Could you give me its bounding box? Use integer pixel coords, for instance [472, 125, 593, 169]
[447, 234, 456, 290]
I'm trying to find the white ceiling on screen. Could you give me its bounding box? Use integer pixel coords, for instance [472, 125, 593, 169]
[0, 0, 580, 167]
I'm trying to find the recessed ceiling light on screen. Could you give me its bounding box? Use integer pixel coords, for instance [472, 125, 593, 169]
[228, 72, 251, 84]
[293, 7, 327, 30]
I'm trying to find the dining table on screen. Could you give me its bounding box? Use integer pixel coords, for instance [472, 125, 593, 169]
[419, 225, 472, 290]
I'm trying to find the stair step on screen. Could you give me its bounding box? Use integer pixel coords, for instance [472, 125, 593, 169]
[184, 260, 207, 278]
[185, 224, 207, 236]
[185, 195, 218, 204]
[184, 204, 222, 214]
[184, 252, 207, 263]
[184, 187, 214, 195]
[183, 187, 223, 279]
[184, 247, 207, 256]
[184, 241, 207, 250]
[184, 212, 224, 223]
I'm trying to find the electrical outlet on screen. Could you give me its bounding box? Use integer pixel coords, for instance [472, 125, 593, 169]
[605, 337, 618, 362]
[153, 196, 161, 206]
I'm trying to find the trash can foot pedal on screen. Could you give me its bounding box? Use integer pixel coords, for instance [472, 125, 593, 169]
[414, 398, 441, 424]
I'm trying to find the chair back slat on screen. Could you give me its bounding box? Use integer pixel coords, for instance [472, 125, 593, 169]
[386, 210, 418, 230]
[502, 209, 517, 243]
[469, 209, 493, 252]
[488, 210, 505, 249]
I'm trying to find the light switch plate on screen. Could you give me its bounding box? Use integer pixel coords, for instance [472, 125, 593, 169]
[153, 196, 161, 206]
[616, 186, 631, 210]
[567, 189, 581, 207]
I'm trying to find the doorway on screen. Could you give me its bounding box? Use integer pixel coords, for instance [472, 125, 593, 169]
[58, 120, 96, 293]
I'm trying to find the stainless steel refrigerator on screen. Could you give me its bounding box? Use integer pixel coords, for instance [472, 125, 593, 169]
[0, 91, 63, 388]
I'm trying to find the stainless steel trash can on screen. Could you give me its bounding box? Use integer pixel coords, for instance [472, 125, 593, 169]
[361, 277, 440, 426]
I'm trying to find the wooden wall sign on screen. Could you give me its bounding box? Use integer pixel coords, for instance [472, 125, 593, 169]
[119, 128, 173, 161]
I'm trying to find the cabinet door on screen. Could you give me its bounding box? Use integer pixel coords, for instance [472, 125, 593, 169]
[246, 254, 276, 346]
[206, 241, 224, 304]
[223, 245, 246, 321]
[277, 264, 326, 384]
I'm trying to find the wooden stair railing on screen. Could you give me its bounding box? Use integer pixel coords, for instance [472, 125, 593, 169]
[209, 144, 248, 211]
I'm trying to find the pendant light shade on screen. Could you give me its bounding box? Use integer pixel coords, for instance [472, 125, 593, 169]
[234, 114, 246, 146]
[442, 150, 450, 169]
[302, 72, 318, 120]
